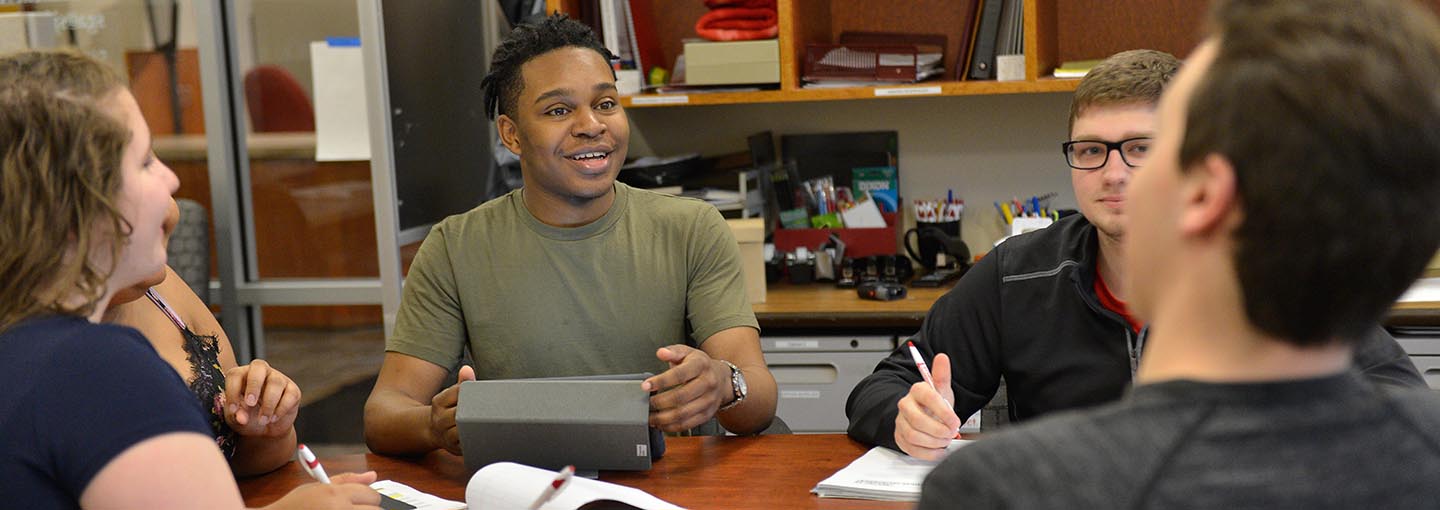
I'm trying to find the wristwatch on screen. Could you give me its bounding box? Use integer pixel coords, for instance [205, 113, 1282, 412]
[717, 360, 748, 412]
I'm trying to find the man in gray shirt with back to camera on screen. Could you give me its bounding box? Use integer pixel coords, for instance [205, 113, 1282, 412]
[919, 0, 1440, 507]
[846, 49, 1424, 461]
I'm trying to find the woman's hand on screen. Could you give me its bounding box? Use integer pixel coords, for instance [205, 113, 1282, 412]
[223, 359, 301, 437]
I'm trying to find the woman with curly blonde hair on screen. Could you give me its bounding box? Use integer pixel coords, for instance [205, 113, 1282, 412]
[0, 50, 378, 509]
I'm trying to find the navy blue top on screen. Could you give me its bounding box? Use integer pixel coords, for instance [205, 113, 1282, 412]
[0, 315, 212, 509]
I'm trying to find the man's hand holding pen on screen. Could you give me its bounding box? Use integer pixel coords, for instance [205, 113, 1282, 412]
[895, 351, 963, 461]
[643, 345, 731, 432]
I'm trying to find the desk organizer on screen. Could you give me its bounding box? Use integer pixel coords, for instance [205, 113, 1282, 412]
[773, 212, 897, 258]
[803, 44, 919, 83]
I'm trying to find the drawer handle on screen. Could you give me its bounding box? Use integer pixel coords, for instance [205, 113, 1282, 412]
[768, 364, 839, 385]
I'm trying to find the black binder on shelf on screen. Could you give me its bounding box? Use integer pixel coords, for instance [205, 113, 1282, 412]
[966, 0, 1006, 80]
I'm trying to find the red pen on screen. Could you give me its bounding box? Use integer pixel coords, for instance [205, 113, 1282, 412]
[529, 465, 575, 510]
[296, 443, 330, 484]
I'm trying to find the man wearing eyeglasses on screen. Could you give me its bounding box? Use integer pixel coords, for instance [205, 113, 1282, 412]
[845, 49, 1424, 460]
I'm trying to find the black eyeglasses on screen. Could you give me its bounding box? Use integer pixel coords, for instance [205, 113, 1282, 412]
[1061, 137, 1152, 170]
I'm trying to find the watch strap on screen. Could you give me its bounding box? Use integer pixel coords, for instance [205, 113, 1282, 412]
[717, 360, 745, 412]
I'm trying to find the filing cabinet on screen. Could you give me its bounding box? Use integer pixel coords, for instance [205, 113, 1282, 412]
[1411, 356, 1440, 390]
[1394, 329, 1440, 390]
[763, 335, 896, 433]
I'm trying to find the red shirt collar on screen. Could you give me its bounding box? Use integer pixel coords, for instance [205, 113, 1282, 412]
[1094, 268, 1143, 334]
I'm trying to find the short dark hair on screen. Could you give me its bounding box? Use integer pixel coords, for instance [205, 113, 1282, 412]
[1180, 0, 1440, 345]
[1069, 49, 1179, 134]
[481, 13, 613, 120]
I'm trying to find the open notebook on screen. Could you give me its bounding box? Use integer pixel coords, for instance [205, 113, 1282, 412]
[812, 439, 974, 501]
[466, 462, 684, 510]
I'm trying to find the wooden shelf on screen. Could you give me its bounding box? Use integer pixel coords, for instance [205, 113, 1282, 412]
[548, 0, 1090, 109]
[621, 77, 1079, 108]
[154, 132, 317, 161]
[548, 0, 1440, 111]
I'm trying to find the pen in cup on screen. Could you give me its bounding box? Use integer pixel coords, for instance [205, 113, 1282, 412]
[296, 443, 330, 484]
[529, 465, 575, 510]
[906, 341, 962, 439]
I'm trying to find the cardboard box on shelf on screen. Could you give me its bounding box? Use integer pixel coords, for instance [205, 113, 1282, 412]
[727, 218, 766, 304]
[684, 39, 780, 86]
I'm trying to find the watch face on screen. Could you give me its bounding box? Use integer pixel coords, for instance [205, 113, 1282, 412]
[733, 365, 748, 398]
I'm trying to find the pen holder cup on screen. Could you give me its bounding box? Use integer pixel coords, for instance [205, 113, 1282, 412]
[904, 220, 962, 271]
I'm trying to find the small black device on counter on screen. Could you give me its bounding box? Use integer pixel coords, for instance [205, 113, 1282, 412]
[787, 248, 816, 284]
[911, 267, 964, 287]
[835, 256, 852, 289]
[857, 281, 907, 301]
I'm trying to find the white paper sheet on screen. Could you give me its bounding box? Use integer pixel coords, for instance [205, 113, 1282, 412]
[310, 39, 371, 162]
[371, 479, 466, 510]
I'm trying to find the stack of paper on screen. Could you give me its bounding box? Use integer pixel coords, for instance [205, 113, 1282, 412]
[681, 188, 744, 210]
[803, 48, 945, 88]
[1053, 59, 1101, 79]
[811, 439, 973, 501]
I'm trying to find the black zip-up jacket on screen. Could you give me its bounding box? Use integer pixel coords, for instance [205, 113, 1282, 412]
[846, 214, 1425, 451]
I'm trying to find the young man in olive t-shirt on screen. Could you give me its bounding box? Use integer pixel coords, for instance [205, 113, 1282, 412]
[363, 15, 777, 457]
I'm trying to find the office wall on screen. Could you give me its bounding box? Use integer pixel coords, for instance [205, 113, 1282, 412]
[627, 92, 1077, 253]
[251, 0, 359, 100]
[38, 0, 1077, 255]
[35, 0, 358, 112]
[30, 0, 198, 74]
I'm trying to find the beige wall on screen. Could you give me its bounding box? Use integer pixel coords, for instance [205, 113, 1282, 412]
[30, 0, 197, 77]
[28, 0, 354, 129]
[32, 1, 1075, 251]
[627, 92, 1078, 251]
[249, 0, 358, 99]
[27, 0, 354, 112]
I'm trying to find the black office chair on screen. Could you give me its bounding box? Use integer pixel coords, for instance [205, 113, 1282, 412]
[981, 378, 1012, 432]
[167, 198, 211, 305]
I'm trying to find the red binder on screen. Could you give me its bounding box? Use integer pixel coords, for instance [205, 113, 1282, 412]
[628, 0, 665, 77]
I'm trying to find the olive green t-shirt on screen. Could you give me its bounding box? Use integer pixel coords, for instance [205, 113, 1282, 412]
[388, 182, 758, 379]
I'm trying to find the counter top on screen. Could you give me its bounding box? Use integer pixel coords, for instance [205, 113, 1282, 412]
[154, 132, 317, 160]
[755, 279, 1440, 330]
[753, 282, 951, 329]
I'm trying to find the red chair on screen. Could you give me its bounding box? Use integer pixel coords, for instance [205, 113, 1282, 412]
[243, 65, 315, 132]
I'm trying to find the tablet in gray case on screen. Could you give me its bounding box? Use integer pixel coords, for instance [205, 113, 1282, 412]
[457, 375, 656, 474]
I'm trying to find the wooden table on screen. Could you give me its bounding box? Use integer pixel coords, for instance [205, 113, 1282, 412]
[753, 282, 953, 329]
[239, 435, 911, 510]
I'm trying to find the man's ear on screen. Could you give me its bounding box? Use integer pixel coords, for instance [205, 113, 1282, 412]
[1179, 153, 1239, 237]
[497, 114, 522, 156]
